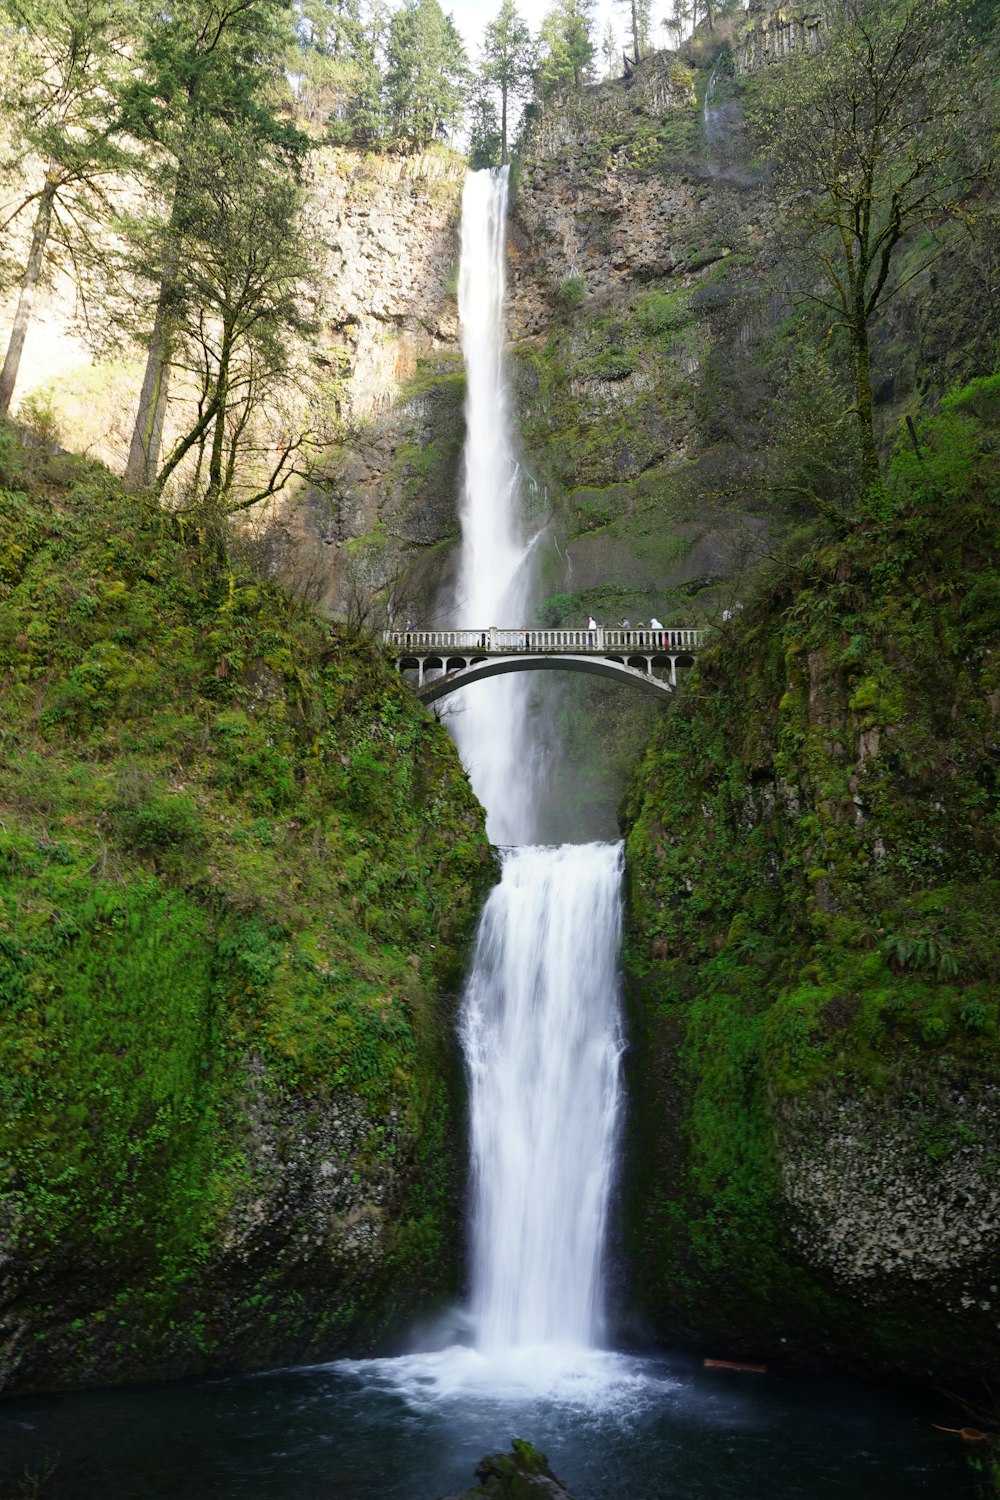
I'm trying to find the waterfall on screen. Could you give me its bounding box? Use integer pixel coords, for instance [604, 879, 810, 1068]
[462, 842, 624, 1350]
[450, 171, 626, 1361]
[448, 167, 537, 845]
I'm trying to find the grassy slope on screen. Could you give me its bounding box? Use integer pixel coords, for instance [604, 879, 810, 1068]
[0, 436, 493, 1391]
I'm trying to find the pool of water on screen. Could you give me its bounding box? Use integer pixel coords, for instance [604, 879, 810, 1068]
[0, 1343, 972, 1499]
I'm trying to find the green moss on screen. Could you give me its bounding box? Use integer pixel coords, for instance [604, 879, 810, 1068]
[0, 437, 493, 1392]
[621, 381, 1000, 1380]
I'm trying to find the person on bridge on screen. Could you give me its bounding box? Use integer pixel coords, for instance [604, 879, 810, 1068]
[587, 615, 597, 645]
[620, 618, 631, 644]
[650, 615, 664, 645]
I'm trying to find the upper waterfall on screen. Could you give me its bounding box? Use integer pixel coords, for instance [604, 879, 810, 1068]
[448, 167, 539, 845]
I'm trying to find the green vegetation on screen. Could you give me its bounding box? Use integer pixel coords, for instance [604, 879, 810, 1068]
[0, 436, 492, 1392]
[621, 382, 1000, 1379]
[744, 0, 986, 490]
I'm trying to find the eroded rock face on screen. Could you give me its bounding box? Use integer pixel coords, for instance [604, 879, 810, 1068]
[306, 148, 463, 427]
[736, 3, 827, 72]
[508, 56, 701, 335]
[777, 1081, 1000, 1307]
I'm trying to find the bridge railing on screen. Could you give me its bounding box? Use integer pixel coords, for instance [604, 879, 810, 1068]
[383, 626, 706, 653]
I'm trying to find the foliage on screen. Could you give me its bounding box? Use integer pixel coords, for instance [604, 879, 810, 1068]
[537, 0, 596, 95]
[743, 0, 987, 490]
[114, 0, 306, 492]
[621, 379, 1000, 1376]
[0, 439, 493, 1387]
[478, 0, 535, 164]
[385, 0, 469, 143]
[0, 0, 138, 414]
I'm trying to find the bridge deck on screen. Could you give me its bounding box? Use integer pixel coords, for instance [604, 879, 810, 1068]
[384, 626, 705, 655]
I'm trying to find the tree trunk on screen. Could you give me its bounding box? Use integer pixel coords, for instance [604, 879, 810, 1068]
[124, 281, 174, 491]
[501, 85, 508, 165]
[631, 0, 640, 61]
[706, 0, 715, 30]
[0, 174, 57, 416]
[205, 345, 231, 502]
[851, 308, 881, 492]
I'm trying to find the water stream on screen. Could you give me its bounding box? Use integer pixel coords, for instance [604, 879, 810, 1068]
[0, 169, 974, 1500]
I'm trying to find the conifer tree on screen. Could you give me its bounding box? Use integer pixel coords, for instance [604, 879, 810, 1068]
[601, 18, 618, 75]
[385, 0, 469, 143]
[537, 0, 596, 94]
[480, 0, 534, 165]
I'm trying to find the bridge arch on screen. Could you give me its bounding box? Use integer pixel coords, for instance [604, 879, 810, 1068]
[412, 653, 675, 705]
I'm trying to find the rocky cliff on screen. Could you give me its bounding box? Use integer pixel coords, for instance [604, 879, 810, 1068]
[736, 1, 826, 73]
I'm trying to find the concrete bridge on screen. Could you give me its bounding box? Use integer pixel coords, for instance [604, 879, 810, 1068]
[383, 626, 706, 704]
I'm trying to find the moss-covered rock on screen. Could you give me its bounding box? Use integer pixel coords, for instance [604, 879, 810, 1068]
[440, 1440, 574, 1500]
[0, 442, 493, 1395]
[621, 381, 1000, 1383]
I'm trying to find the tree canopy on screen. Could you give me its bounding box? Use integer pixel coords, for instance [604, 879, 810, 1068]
[385, 0, 469, 142]
[537, 0, 596, 95]
[746, 0, 982, 492]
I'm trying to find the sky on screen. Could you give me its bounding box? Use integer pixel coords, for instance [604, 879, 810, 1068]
[447, 0, 666, 69]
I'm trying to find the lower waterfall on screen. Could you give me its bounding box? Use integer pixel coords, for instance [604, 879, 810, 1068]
[462, 842, 624, 1352]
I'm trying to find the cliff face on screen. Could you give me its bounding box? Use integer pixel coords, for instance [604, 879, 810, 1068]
[0, 441, 492, 1395]
[0, 145, 468, 626]
[621, 380, 1000, 1383]
[736, 2, 826, 73]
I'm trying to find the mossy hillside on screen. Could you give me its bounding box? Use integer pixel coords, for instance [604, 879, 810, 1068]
[0, 440, 493, 1393]
[621, 381, 1000, 1381]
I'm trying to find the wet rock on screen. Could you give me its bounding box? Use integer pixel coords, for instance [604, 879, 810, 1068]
[439, 1440, 575, 1500]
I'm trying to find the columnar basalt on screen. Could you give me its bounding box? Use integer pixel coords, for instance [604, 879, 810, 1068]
[736, 1, 827, 73]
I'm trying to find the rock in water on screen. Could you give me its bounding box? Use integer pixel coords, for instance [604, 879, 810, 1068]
[439, 1438, 575, 1499]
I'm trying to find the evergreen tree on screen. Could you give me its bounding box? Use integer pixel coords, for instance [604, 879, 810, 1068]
[537, 0, 595, 95]
[0, 0, 137, 415]
[615, 0, 641, 62]
[117, 0, 303, 491]
[385, 0, 469, 143]
[601, 18, 618, 76]
[290, 0, 365, 130]
[480, 0, 534, 165]
[466, 77, 502, 168]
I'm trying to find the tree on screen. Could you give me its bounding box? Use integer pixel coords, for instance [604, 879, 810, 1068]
[480, 0, 534, 165]
[662, 0, 689, 49]
[385, 0, 469, 143]
[537, 0, 595, 95]
[615, 0, 650, 63]
[118, 0, 302, 491]
[746, 0, 979, 491]
[149, 124, 315, 515]
[601, 18, 618, 75]
[0, 0, 137, 415]
[289, 0, 365, 130]
[467, 77, 502, 168]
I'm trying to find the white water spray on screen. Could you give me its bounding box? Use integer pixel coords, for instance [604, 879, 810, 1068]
[448, 167, 537, 845]
[450, 171, 626, 1363]
[463, 842, 624, 1350]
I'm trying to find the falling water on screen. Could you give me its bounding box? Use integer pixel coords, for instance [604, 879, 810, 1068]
[462, 842, 624, 1350]
[448, 167, 538, 845]
[450, 170, 625, 1363]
